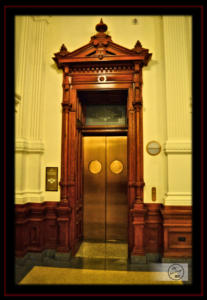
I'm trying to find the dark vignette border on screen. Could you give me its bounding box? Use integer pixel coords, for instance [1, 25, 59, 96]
[2, 2, 204, 297]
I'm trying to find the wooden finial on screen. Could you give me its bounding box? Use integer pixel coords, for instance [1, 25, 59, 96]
[59, 44, 69, 56]
[60, 44, 68, 52]
[95, 18, 108, 33]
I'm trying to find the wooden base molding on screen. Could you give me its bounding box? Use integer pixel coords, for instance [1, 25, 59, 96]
[161, 205, 192, 258]
[15, 202, 192, 259]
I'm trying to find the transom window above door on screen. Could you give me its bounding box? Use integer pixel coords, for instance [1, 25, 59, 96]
[78, 89, 128, 127]
[85, 104, 126, 126]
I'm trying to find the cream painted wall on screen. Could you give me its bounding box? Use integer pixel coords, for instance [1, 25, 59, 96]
[162, 16, 192, 206]
[15, 15, 192, 206]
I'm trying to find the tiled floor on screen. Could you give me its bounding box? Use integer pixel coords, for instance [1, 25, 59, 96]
[75, 241, 128, 259]
[19, 265, 183, 285]
[15, 241, 192, 285]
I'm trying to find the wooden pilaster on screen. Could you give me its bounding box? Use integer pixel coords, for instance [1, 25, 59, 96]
[57, 65, 72, 252]
[130, 62, 146, 257]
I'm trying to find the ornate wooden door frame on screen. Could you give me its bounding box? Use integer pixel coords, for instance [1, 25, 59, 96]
[53, 19, 152, 258]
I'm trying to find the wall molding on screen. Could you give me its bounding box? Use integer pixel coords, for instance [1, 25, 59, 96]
[32, 16, 51, 24]
[15, 93, 21, 112]
[164, 192, 192, 206]
[15, 138, 45, 153]
[163, 140, 192, 154]
[15, 191, 45, 204]
[15, 138, 45, 204]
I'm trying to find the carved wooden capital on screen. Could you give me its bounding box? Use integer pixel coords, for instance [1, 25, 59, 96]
[137, 181, 145, 187]
[62, 74, 71, 91]
[132, 100, 142, 111]
[130, 203, 146, 216]
[135, 196, 143, 204]
[133, 81, 140, 88]
[134, 63, 141, 73]
[128, 181, 145, 187]
[62, 85, 70, 92]
[61, 102, 72, 112]
[59, 181, 70, 187]
[128, 181, 137, 187]
[56, 204, 71, 214]
[59, 179, 76, 187]
[64, 66, 70, 74]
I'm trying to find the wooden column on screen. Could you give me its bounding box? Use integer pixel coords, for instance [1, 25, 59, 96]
[67, 88, 78, 254]
[57, 65, 71, 252]
[130, 63, 147, 258]
[127, 86, 136, 255]
[76, 97, 83, 244]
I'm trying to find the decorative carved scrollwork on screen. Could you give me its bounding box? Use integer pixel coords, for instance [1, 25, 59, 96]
[70, 63, 134, 73]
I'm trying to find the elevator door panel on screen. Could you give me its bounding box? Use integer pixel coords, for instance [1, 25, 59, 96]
[83, 137, 106, 241]
[106, 137, 127, 241]
[83, 136, 127, 242]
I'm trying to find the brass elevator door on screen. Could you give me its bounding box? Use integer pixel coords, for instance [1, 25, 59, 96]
[83, 136, 128, 242]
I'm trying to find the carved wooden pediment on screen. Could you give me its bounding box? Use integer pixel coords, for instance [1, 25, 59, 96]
[53, 19, 152, 67]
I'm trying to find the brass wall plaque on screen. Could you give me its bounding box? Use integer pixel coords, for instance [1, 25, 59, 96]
[110, 160, 123, 174]
[89, 160, 102, 174]
[46, 167, 58, 191]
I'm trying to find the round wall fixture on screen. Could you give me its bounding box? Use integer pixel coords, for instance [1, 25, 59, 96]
[88, 160, 102, 174]
[146, 141, 161, 156]
[110, 160, 124, 174]
[98, 75, 106, 82]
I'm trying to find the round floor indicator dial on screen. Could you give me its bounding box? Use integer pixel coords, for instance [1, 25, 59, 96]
[89, 160, 102, 174]
[110, 160, 123, 174]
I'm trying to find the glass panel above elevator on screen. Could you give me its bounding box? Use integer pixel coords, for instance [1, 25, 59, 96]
[78, 89, 128, 127]
[85, 104, 126, 125]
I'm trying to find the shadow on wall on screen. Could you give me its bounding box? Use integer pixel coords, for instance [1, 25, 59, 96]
[144, 59, 157, 71]
[50, 63, 62, 73]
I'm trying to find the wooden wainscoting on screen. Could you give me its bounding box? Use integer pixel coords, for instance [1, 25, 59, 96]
[15, 203, 192, 259]
[161, 205, 192, 258]
[144, 204, 163, 254]
[15, 202, 58, 257]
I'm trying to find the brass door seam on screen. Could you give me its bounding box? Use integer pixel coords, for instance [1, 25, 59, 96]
[105, 136, 107, 243]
